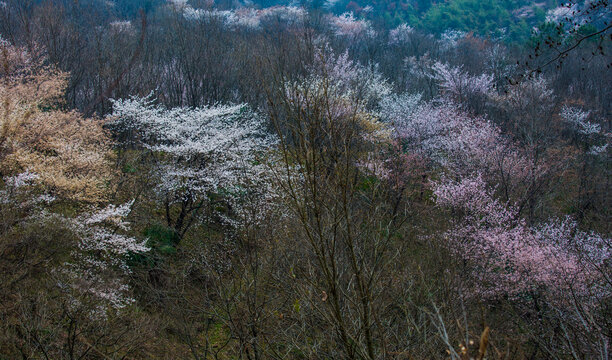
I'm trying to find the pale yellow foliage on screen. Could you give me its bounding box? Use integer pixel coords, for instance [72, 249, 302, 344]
[0, 40, 114, 202]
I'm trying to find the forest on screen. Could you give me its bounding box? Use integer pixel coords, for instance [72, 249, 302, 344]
[0, 0, 610, 358]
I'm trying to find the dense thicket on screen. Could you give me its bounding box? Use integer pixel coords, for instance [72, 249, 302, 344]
[0, 0, 610, 359]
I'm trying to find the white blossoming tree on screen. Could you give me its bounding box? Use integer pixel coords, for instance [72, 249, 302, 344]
[428, 61, 493, 112]
[109, 95, 277, 238]
[312, 44, 392, 109]
[61, 200, 149, 312]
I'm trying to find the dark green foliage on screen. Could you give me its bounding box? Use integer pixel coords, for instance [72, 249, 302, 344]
[314, 0, 549, 42]
[145, 224, 180, 254]
[128, 224, 180, 268]
[421, 0, 532, 40]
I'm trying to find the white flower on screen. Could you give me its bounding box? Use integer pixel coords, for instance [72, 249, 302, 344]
[4, 171, 39, 188]
[389, 23, 414, 44]
[329, 12, 376, 38]
[109, 20, 133, 33]
[561, 105, 600, 135]
[588, 144, 608, 156]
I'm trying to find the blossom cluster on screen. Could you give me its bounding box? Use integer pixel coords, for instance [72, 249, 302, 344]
[379, 95, 535, 185]
[72, 200, 148, 266]
[180, 4, 306, 30]
[561, 105, 600, 135]
[0, 171, 55, 208]
[109, 20, 134, 34]
[110, 95, 275, 197]
[110, 95, 279, 227]
[312, 45, 391, 107]
[376, 85, 608, 304]
[287, 46, 392, 149]
[60, 200, 148, 314]
[389, 23, 414, 45]
[433, 174, 610, 301]
[328, 12, 376, 38]
[560, 104, 609, 156]
[1, 170, 147, 314]
[439, 29, 467, 51]
[429, 61, 494, 101]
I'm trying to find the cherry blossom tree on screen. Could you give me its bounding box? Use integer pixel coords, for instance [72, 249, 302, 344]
[428, 61, 493, 111]
[313, 44, 391, 108]
[328, 12, 376, 39]
[388, 23, 414, 45]
[561, 103, 610, 155]
[379, 94, 538, 196]
[179, 4, 306, 31]
[59, 200, 148, 314]
[429, 167, 611, 356]
[561, 104, 610, 157]
[0, 172, 151, 358]
[559, 103, 610, 226]
[109, 94, 277, 237]
[432, 173, 610, 302]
